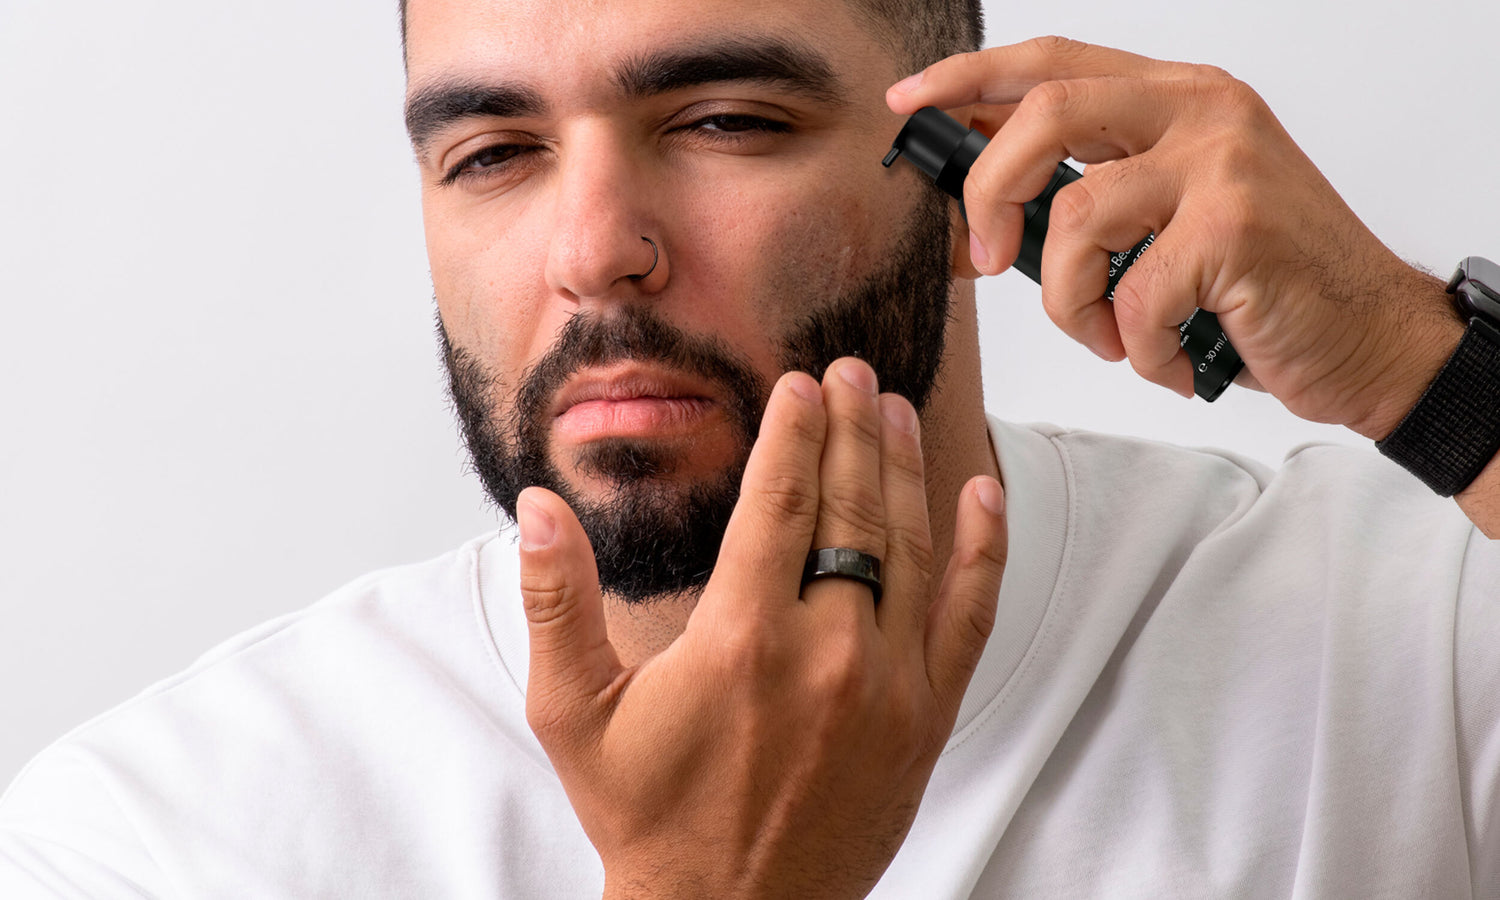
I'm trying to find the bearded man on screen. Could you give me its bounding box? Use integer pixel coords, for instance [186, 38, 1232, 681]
[3, 0, 1498, 897]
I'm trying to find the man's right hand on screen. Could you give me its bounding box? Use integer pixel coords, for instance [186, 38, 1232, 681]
[515, 357, 1007, 899]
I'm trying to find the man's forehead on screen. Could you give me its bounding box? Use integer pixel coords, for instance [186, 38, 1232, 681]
[402, 0, 887, 86]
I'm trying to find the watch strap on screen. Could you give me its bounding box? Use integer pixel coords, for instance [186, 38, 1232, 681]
[1377, 316, 1500, 496]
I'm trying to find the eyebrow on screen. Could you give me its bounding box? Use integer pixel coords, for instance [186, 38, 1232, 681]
[614, 36, 845, 106]
[405, 82, 546, 154]
[404, 35, 846, 154]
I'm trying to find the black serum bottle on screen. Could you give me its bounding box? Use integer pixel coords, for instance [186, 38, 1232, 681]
[882, 106, 1243, 402]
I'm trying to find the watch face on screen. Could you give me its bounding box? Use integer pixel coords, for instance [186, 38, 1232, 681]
[1455, 256, 1500, 322]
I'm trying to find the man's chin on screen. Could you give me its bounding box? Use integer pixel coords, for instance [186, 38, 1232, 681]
[567, 437, 683, 484]
[556, 440, 744, 506]
[555, 416, 751, 483]
[546, 451, 745, 605]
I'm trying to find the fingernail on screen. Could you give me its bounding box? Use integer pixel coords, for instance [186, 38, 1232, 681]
[517, 494, 556, 551]
[891, 71, 925, 94]
[837, 360, 878, 395]
[976, 478, 1005, 516]
[881, 395, 918, 435]
[788, 372, 822, 404]
[969, 232, 990, 272]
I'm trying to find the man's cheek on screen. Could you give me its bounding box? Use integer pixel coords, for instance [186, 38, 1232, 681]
[428, 243, 484, 337]
[754, 203, 879, 305]
[433, 268, 550, 379]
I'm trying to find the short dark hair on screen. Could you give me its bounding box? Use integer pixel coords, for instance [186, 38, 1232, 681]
[397, 0, 983, 74]
[843, 0, 986, 70]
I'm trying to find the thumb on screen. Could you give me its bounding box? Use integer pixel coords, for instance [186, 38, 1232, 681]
[925, 476, 1008, 719]
[516, 486, 622, 752]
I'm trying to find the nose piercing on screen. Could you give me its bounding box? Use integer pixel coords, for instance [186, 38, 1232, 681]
[630, 236, 659, 280]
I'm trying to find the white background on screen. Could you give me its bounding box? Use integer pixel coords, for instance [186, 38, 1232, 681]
[3, 0, 1497, 782]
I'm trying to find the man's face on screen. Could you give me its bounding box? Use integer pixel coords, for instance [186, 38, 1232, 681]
[405, 0, 956, 602]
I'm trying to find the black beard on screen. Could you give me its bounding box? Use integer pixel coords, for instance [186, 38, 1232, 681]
[442, 189, 952, 605]
[774, 191, 954, 412]
[445, 310, 767, 605]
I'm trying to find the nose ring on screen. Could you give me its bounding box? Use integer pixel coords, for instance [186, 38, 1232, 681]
[630, 236, 659, 280]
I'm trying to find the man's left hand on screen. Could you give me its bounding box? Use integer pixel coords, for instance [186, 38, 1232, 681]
[887, 36, 1463, 441]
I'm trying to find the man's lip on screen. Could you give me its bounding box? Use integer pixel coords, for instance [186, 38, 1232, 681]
[549, 365, 719, 420]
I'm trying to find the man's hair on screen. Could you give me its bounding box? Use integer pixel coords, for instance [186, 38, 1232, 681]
[397, 0, 983, 73]
[843, 0, 985, 70]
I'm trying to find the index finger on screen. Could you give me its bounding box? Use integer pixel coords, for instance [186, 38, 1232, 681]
[698, 371, 827, 616]
[886, 36, 1205, 114]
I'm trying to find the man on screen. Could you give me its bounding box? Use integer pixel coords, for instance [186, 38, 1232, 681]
[2, 0, 1497, 897]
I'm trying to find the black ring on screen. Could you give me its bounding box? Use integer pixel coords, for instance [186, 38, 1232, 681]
[801, 548, 882, 603]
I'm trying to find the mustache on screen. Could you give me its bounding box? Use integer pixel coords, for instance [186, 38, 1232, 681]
[508, 307, 770, 447]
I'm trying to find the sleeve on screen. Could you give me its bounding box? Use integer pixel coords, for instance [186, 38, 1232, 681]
[1453, 529, 1500, 897]
[0, 749, 167, 899]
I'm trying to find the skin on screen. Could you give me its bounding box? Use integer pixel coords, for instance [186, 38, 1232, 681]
[407, 1, 1007, 894]
[405, 0, 1004, 665]
[405, 3, 1498, 896]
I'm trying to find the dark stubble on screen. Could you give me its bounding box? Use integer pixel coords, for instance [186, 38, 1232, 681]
[442, 190, 952, 605]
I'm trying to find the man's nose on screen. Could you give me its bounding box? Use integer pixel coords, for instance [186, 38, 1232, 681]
[544, 140, 666, 302]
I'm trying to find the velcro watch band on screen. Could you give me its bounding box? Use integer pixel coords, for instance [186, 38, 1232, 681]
[1377, 316, 1500, 496]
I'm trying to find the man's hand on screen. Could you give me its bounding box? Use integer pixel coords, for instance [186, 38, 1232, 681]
[887, 36, 1500, 535]
[515, 358, 1008, 899]
[887, 37, 1464, 438]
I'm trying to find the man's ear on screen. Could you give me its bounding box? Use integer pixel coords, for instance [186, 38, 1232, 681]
[950, 202, 981, 281]
[952, 101, 1015, 139]
[936, 104, 1004, 282]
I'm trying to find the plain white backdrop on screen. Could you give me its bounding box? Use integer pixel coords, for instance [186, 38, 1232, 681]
[3, 0, 1497, 782]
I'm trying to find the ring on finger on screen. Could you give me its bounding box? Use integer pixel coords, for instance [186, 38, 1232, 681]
[801, 547, 883, 603]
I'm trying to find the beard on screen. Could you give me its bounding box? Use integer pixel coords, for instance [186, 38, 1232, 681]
[442, 189, 953, 605]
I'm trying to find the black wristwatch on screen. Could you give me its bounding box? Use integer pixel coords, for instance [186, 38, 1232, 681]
[1376, 256, 1500, 496]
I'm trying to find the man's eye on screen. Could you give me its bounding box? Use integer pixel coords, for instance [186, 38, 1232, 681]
[441, 145, 532, 187]
[687, 114, 792, 138]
